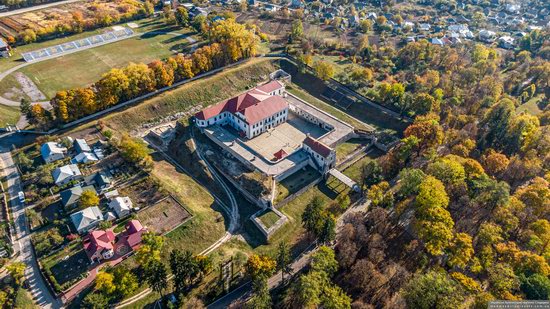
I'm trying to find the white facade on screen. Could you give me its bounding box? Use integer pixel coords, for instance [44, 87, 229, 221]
[196, 82, 288, 139]
[302, 143, 336, 174]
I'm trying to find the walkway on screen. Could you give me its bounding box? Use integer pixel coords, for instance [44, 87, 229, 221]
[0, 147, 62, 308]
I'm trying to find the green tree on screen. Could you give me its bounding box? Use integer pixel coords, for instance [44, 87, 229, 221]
[82, 292, 108, 309]
[20, 98, 32, 119]
[318, 214, 336, 244]
[520, 274, 550, 300]
[403, 271, 465, 309]
[175, 7, 189, 27]
[145, 260, 168, 298]
[290, 19, 303, 41]
[397, 168, 426, 198]
[361, 160, 383, 188]
[276, 241, 292, 283]
[302, 197, 324, 237]
[427, 157, 466, 187]
[311, 246, 338, 276]
[170, 249, 199, 301]
[248, 277, 271, 309]
[488, 263, 519, 298]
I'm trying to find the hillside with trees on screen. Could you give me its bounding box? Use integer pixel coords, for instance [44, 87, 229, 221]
[280, 28, 549, 308]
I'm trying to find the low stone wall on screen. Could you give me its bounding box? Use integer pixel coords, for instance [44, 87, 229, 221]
[251, 208, 288, 241]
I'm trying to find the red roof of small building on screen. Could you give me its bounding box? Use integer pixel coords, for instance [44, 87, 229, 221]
[303, 136, 332, 158]
[194, 82, 286, 125]
[273, 149, 288, 160]
[126, 220, 145, 249]
[84, 230, 115, 258]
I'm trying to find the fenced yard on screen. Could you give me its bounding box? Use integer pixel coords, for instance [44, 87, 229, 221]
[41, 242, 89, 293]
[136, 196, 191, 235]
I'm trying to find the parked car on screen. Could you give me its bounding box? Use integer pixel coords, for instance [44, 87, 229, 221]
[18, 191, 25, 204]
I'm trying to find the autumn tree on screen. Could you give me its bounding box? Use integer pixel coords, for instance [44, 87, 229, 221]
[95, 68, 129, 109]
[95, 271, 116, 295]
[123, 62, 157, 98]
[79, 190, 99, 209]
[404, 113, 444, 153]
[149, 59, 175, 88]
[447, 233, 474, 269]
[313, 61, 335, 81]
[175, 7, 189, 27]
[136, 232, 164, 267]
[414, 176, 454, 255]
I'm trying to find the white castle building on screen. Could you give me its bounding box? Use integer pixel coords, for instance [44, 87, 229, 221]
[194, 80, 288, 139]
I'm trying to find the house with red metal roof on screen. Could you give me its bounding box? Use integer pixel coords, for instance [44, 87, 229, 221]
[195, 80, 288, 139]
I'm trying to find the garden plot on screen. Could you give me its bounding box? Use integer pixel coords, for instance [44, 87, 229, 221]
[136, 196, 191, 235]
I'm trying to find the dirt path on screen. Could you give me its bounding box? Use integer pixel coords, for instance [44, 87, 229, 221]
[14, 72, 46, 101]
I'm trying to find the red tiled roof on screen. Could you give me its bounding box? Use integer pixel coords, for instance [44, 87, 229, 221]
[84, 230, 115, 257]
[256, 80, 283, 94]
[194, 82, 286, 125]
[303, 136, 332, 158]
[241, 96, 288, 125]
[273, 149, 288, 160]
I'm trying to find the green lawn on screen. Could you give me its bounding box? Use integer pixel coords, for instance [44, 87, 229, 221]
[16, 29, 197, 99]
[274, 165, 320, 204]
[336, 138, 366, 163]
[516, 94, 546, 116]
[0, 104, 21, 126]
[257, 209, 281, 228]
[311, 54, 363, 78]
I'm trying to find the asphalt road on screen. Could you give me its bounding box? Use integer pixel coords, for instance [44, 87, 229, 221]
[0, 0, 84, 18]
[0, 146, 61, 308]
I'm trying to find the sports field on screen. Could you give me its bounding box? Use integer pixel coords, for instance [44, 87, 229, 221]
[0, 17, 201, 101]
[17, 29, 198, 99]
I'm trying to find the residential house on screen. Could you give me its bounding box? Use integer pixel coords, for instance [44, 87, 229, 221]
[71, 152, 98, 164]
[195, 81, 288, 139]
[84, 229, 115, 263]
[418, 23, 431, 32]
[84, 171, 112, 192]
[74, 139, 91, 154]
[126, 220, 147, 251]
[0, 39, 10, 58]
[479, 29, 497, 42]
[498, 36, 515, 49]
[60, 185, 97, 209]
[41, 142, 67, 163]
[70, 206, 103, 234]
[52, 164, 82, 186]
[109, 196, 133, 218]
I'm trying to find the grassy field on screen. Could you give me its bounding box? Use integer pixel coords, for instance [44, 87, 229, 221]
[312, 54, 363, 78]
[516, 94, 546, 115]
[16, 28, 196, 99]
[336, 138, 367, 162]
[150, 160, 226, 257]
[274, 165, 320, 204]
[0, 104, 21, 126]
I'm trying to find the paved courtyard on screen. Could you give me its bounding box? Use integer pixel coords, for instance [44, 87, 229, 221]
[242, 113, 327, 161]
